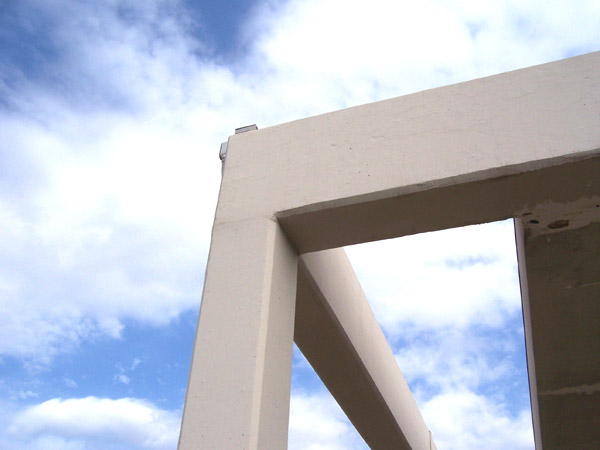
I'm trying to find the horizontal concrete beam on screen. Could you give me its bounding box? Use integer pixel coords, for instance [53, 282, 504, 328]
[295, 248, 435, 450]
[219, 51, 600, 241]
[281, 155, 600, 253]
[182, 51, 600, 449]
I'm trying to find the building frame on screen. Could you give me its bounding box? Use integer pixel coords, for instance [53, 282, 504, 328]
[179, 51, 600, 449]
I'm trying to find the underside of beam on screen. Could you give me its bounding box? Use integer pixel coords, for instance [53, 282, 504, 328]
[295, 248, 436, 450]
[280, 155, 600, 253]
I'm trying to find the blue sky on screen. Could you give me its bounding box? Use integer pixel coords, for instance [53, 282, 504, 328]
[1, 0, 599, 449]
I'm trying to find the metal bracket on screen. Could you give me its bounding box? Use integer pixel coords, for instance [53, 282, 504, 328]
[219, 141, 228, 161]
[235, 124, 258, 134]
[219, 125, 259, 174]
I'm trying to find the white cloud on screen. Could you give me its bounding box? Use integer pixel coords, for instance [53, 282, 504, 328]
[2, 1, 599, 447]
[288, 383, 532, 450]
[342, 220, 534, 449]
[247, 0, 600, 112]
[63, 378, 78, 389]
[288, 392, 366, 450]
[8, 397, 180, 450]
[3, 0, 600, 364]
[116, 374, 131, 385]
[0, 0, 228, 361]
[421, 390, 533, 450]
[1, 435, 87, 450]
[394, 327, 517, 396]
[346, 220, 521, 335]
[10, 390, 39, 401]
[131, 358, 141, 370]
[114, 357, 142, 385]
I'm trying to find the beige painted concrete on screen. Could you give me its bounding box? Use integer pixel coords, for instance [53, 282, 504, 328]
[517, 203, 600, 450]
[295, 249, 432, 449]
[179, 218, 298, 449]
[219, 52, 600, 244]
[180, 51, 600, 449]
[281, 156, 600, 253]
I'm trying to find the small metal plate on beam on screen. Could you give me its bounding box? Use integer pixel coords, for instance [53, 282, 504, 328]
[219, 142, 228, 161]
[235, 124, 258, 134]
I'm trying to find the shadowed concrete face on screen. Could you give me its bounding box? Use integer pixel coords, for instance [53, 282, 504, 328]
[180, 51, 600, 449]
[517, 204, 600, 449]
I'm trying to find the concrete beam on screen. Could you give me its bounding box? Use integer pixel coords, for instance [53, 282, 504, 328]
[282, 156, 600, 252]
[295, 249, 436, 450]
[516, 203, 600, 449]
[180, 51, 600, 449]
[179, 218, 298, 449]
[219, 51, 600, 247]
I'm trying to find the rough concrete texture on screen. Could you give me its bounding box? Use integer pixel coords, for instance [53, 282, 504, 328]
[180, 51, 600, 449]
[219, 52, 600, 229]
[517, 205, 600, 449]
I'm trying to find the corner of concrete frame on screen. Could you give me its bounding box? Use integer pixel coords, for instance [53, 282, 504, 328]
[180, 50, 600, 450]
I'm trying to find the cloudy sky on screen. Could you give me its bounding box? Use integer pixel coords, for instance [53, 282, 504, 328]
[0, 0, 599, 448]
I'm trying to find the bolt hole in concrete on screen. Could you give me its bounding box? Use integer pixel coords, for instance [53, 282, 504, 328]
[289, 219, 534, 450]
[547, 219, 569, 229]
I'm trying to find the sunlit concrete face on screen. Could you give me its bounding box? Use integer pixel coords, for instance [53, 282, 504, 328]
[179, 51, 600, 449]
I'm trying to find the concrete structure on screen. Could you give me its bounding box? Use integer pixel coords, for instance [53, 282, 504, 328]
[179, 51, 600, 449]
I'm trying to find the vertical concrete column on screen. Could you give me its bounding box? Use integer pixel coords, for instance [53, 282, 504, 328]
[516, 206, 600, 449]
[179, 217, 298, 449]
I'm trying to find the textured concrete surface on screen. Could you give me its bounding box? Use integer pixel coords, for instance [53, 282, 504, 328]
[179, 218, 298, 449]
[180, 51, 600, 449]
[517, 205, 600, 449]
